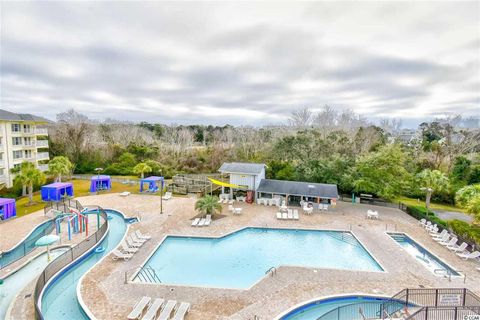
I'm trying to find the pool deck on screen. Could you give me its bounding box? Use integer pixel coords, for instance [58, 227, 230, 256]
[5, 193, 480, 320]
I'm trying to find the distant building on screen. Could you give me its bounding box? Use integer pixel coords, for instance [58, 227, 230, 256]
[0, 109, 50, 187]
[218, 162, 266, 191]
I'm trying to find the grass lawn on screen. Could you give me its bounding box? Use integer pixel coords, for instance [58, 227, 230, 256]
[14, 179, 160, 217]
[396, 196, 467, 213]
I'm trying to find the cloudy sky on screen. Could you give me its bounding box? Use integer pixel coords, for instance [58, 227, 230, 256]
[1, 2, 479, 126]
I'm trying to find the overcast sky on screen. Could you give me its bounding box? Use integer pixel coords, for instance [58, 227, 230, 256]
[1, 2, 479, 127]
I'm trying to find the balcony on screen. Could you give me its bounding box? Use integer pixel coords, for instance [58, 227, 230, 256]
[38, 164, 49, 172]
[35, 128, 48, 136]
[36, 140, 49, 148]
[24, 142, 36, 148]
[23, 130, 35, 136]
[36, 152, 50, 161]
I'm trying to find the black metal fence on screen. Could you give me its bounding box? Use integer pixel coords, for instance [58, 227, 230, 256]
[407, 306, 480, 320]
[71, 174, 139, 184]
[34, 204, 108, 320]
[339, 194, 399, 208]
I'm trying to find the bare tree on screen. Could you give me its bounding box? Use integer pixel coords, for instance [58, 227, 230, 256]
[289, 107, 313, 127]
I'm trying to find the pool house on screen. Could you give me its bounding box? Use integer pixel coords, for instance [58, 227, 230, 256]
[256, 179, 339, 206]
[217, 162, 266, 200]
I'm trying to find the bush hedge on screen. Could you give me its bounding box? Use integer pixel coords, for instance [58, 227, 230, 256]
[403, 203, 448, 227]
[448, 219, 480, 247]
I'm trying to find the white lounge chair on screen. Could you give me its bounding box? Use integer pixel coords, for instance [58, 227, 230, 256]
[323, 204, 328, 211]
[131, 233, 147, 244]
[171, 302, 190, 320]
[293, 209, 299, 220]
[141, 298, 164, 320]
[434, 233, 450, 243]
[204, 214, 211, 226]
[157, 300, 177, 320]
[431, 229, 448, 240]
[127, 296, 151, 320]
[120, 191, 131, 197]
[423, 221, 432, 229]
[449, 242, 468, 253]
[121, 242, 138, 254]
[191, 218, 200, 227]
[287, 209, 293, 220]
[126, 236, 143, 248]
[162, 192, 172, 200]
[276, 212, 282, 219]
[135, 230, 151, 240]
[282, 211, 288, 219]
[198, 218, 206, 226]
[441, 237, 458, 247]
[457, 251, 480, 260]
[234, 208, 242, 215]
[418, 218, 426, 226]
[112, 249, 133, 261]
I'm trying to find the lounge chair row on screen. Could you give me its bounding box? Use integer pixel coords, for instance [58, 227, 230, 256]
[191, 214, 211, 227]
[421, 220, 480, 261]
[112, 230, 151, 261]
[277, 209, 299, 220]
[127, 296, 190, 320]
[257, 198, 282, 206]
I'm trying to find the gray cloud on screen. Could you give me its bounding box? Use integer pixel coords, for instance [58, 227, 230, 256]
[1, 1, 479, 126]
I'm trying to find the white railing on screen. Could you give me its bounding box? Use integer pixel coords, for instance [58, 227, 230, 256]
[35, 128, 48, 135]
[0, 159, 4, 167]
[36, 152, 50, 160]
[36, 140, 49, 148]
[38, 164, 49, 172]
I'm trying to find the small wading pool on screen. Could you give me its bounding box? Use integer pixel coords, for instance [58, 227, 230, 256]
[387, 232, 460, 276]
[135, 227, 383, 289]
[278, 295, 403, 320]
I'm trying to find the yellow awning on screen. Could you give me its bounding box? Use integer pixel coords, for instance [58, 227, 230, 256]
[208, 178, 247, 189]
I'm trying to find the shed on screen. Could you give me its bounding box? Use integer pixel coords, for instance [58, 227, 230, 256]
[90, 175, 111, 192]
[140, 176, 164, 192]
[256, 179, 338, 205]
[218, 162, 266, 191]
[41, 182, 74, 202]
[0, 198, 16, 220]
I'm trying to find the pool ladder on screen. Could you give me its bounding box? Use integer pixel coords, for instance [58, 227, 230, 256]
[134, 266, 162, 284]
[265, 266, 277, 276]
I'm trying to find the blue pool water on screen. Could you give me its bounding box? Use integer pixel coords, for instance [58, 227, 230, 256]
[136, 228, 383, 289]
[279, 296, 399, 320]
[40, 210, 129, 320]
[388, 233, 460, 276]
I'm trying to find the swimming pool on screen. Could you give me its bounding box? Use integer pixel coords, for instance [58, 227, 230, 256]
[40, 210, 131, 320]
[387, 233, 460, 277]
[277, 295, 403, 320]
[0, 247, 68, 319]
[135, 228, 383, 289]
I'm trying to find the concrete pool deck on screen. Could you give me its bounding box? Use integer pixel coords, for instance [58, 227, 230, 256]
[5, 193, 480, 319]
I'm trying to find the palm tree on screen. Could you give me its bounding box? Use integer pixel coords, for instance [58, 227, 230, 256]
[195, 195, 222, 217]
[48, 156, 73, 182]
[417, 169, 449, 214]
[133, 162, 152, 179]
[16, 162, 46, 204]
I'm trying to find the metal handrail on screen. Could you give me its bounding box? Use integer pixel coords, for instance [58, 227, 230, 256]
[265, 266, 277, 276]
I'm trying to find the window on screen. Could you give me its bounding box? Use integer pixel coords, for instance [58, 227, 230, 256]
[25, 150, 32, 158]
[24, 137, 32, 146]
[23, 124, 31, 133]
[11, 123, 21, 132]
[13, 150, 22, 159]
[12, 137, 22, 145]
[13, 163, 21, 169]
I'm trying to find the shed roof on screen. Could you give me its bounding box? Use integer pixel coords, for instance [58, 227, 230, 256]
[257, 179, 338, 199]
[218, 162, 265, 175]
[91, 175, 111, 181]
[0, 109, 50, 123]
[42, 182, 73, 189]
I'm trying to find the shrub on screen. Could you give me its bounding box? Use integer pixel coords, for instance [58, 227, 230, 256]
[448, 219, 480, 247]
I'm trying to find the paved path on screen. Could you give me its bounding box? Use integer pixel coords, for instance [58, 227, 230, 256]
[434, 210, 473, 223]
